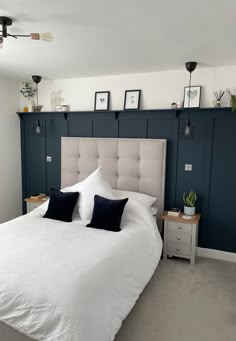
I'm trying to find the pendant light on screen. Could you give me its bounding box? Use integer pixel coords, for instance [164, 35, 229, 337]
[185, 61, 197, 136]
[32, 75, 42, 134]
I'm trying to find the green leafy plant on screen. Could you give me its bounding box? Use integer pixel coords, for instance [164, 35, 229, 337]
[231, 94, 236, 112]
[20, 81, 36, 99]
[183, 190, 197, 207]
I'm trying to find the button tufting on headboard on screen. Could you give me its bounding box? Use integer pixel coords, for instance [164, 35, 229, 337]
[61, 137, 167, 231]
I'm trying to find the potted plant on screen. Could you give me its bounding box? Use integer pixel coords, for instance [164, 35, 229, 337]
[20, 81, 36, 111]
[183, 190, 197, 216]
[231, 94, 236, 112]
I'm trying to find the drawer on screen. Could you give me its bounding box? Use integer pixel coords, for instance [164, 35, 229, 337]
[167, 221, 192, 234]
[167, 242, 191, 257]
[167, 231, 191, 244]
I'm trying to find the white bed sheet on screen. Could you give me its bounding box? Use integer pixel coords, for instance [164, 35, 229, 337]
[0, 199, 162, 341]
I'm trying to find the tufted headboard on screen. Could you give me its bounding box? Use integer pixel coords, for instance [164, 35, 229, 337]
[61, 137, 167, 229]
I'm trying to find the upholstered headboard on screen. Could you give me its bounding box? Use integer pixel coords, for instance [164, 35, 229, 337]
[61, 137, 167, 228]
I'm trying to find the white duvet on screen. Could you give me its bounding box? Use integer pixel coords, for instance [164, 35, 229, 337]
[0, 199, 162, 341]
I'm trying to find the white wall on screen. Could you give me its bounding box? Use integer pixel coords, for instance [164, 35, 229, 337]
[0, 79, 22, 223]
[19, 65, 236, 112]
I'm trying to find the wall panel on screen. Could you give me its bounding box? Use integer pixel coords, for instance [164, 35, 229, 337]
[46, 117, 68, 193]
[19, 108, 236, 252]
[206, 118, 236, 252]
[148, 119, 179, 209]
[24, 118, 46, 197]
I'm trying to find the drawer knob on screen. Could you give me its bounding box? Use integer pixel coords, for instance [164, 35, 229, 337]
[177, 238, 181, 241]
[176, 248, 180, 252]
[177, 226, 182, 230]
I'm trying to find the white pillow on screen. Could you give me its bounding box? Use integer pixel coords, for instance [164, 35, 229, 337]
[70, 167, 113, 221]
[150, 206, 158, 216]
[113, 189, 156, 208]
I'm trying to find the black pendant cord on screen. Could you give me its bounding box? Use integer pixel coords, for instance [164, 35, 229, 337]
[36, 83, 38, 108]
[35, 83, 40, 133]
[187, 71, 192, 127]
[37, 83, 40, 131]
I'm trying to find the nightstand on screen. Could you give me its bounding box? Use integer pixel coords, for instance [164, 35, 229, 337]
[24, 197, 48, 213]
[162, 212, 200, 265]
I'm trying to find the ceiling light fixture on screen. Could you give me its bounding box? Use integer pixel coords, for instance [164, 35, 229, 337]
[184, 61, 197, 136]
[0, 16, 53, 49]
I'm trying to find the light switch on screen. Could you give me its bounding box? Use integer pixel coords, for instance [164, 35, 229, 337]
[185, 164, 192, 171]
[46, 156, 52, 162]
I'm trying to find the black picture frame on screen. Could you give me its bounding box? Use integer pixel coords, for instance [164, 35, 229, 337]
[183, 86, 201, 108]
[94, 91, 110, 111]
[124, 90, 141, 110]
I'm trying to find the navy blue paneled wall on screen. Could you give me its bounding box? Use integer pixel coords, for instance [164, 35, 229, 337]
[19, 108, 236, 253]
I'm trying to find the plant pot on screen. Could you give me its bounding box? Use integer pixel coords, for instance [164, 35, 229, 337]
[184, 206, 195, 216]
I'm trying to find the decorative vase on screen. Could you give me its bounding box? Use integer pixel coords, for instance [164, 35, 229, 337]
[27, 99, 34, 112]
[176, 100, 183, 108]
[216, 100, 221, 108]
[184, 206, 195, 216]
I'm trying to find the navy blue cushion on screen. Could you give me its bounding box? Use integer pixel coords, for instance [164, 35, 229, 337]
[44, 189, 79, 222]
[86, 195, 128, 232]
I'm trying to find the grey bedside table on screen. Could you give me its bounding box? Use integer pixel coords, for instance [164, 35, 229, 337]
[162, 212, 201, 265]
[24, 197, 48, 213]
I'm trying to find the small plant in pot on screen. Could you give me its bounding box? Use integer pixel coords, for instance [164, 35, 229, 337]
[183, 190, 197, 216]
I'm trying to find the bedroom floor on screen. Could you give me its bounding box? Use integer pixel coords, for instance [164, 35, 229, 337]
[115, 257, 236, 341]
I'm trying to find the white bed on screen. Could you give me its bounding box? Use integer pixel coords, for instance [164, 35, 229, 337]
[0, 138, 166, 341]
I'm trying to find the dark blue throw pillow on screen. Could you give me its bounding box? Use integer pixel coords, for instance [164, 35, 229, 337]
[44, 189, 79, 222]
[86, 195, 128, 232]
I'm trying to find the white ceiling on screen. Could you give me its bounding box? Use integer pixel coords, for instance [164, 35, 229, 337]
[0, 0, 236, 80]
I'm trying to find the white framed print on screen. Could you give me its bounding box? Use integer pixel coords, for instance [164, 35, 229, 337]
[183, 86, 201, 108]
[124, 90, 141, 110]
[94, 91, 110, 111]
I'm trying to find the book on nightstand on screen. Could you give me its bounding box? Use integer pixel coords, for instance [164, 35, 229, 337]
[167, 208, 181, 216]
[30, 193, 47, 200]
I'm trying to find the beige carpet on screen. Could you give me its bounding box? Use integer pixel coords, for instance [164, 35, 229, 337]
[115, 257, 236, 341]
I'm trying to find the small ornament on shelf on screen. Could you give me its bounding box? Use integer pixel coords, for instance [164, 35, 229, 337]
[176, 100, 183, 108]
[214, 90, 225, 108]
[225, 88, 232, 107]
[167, 208, 181, 216]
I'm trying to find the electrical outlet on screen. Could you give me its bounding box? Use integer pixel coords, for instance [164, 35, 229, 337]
[46, 156, 52, 162]
[185, 164, 192, 171]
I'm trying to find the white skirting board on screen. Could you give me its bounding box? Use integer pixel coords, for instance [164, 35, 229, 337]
[197, 247, 236, 263]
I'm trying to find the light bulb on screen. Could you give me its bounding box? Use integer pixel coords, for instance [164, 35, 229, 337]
[30, 32, 54, 42]
[184, 125, 191, 136]
[36, 120, 41, 134]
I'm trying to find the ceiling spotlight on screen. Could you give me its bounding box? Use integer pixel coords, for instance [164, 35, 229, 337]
[0, 16, 54, 48]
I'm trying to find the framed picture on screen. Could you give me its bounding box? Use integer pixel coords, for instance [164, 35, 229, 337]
[183, 86, 201, 108]
[124, 90, 141, 110]
[94, 91, 110, 111]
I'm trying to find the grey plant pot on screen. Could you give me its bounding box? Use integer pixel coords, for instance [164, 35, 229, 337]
[184, 206, 196, 216]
